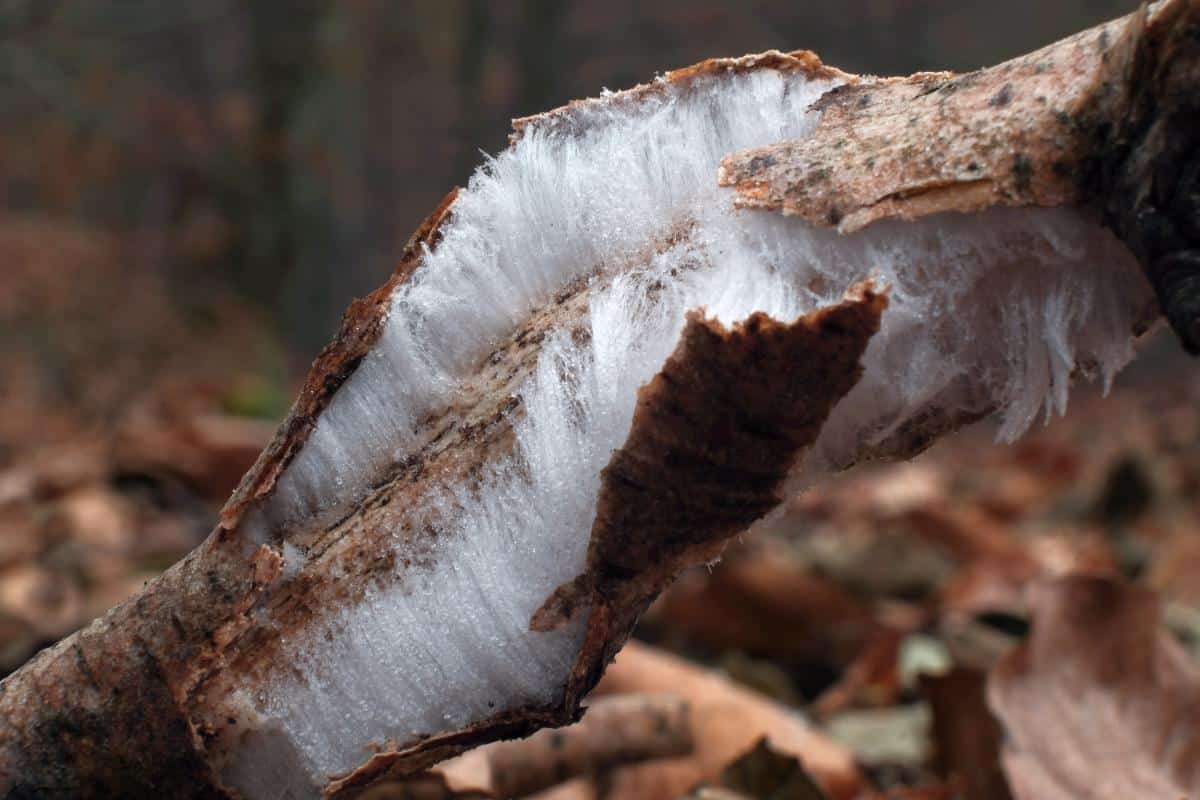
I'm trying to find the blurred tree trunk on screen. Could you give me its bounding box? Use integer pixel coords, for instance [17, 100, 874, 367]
[515, 0, 571, 116]
[241, 1, 333, 355]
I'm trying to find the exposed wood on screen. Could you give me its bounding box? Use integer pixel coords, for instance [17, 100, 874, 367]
[1, 4, 1196, 797]
[719, 0, 1200, 351]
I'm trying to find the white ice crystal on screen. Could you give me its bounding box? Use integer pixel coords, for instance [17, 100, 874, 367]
[221, 61, 1153, 799]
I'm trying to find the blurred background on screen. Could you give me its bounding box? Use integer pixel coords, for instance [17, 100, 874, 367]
[9, 3, 1200, 796]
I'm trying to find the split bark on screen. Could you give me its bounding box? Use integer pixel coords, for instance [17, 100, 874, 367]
[1, 2, 1198, 797]
[718, 0, 1200, 350]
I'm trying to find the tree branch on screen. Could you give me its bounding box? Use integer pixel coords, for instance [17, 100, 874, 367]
[2, 3, 1196, 798]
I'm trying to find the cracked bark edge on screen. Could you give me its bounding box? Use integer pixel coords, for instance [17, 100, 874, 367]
[220, 47, 851, 541]
[718, 0, 1200, 351]
[2, 5, 1186, 791]
[716, 12, 1138, 231]
[219, 187, 459, 532]
[532, 282, 887, 707]
[0, 49, 854, 795]
[510, 49, 854, 142]
[0, 540, 285, 798]
[322, 283, 885, 799]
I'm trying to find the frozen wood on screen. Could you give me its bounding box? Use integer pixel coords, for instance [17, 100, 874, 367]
[720, 0, 1200, 351]
[1, 2, 1196, 797]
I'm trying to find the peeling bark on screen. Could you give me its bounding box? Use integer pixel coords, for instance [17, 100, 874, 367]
[299, 284, 884, 798]
[532, 284, 886, 697]
[718, 0, 1200, 351]
[0, 281, 882, 800]
[0, 4, 1193, 798]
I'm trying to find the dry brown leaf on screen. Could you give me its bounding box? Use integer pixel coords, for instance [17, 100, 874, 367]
[649, 539, 880, 668]
[437, 693, 693, 798]
[578, 641, 862, 800]
[988, 574, 1200, 799]
[679, 737, 830, 800]
[811, 629, 904, 718]
[0, 563, 82, 640]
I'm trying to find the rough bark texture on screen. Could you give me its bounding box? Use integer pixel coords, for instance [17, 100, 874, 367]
[311, 283, 884, 799]
[1096, 0, 1200, 353]
[0, 278, 881, 800]
[0, 190, 462, 800]
[1, 3, 1196, 797]
[718, 0, 1200, 351]
[716, 20, 1133, 230]
[220, 187, 459, 532]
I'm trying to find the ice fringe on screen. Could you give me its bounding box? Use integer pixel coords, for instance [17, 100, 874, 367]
[224, 62, 1153, 798]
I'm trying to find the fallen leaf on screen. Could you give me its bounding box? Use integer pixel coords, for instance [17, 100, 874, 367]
[438, 693, 693, 798]
[584, 641, 862, 800]
[988, 574, 1200, 799]
[679, 738, 830, 800]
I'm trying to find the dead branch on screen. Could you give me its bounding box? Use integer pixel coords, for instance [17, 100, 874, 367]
[1, 3, 1197, 798]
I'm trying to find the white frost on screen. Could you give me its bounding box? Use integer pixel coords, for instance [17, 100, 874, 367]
[221, 62, 1153, 799]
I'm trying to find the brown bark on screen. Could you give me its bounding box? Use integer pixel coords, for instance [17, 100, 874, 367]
[718, 0, 1200, 351]
[302, 282, 884, 799]
[1, 3, 1197, 797]
[0, 276, 881, 799]
[530, 284, 886, 697]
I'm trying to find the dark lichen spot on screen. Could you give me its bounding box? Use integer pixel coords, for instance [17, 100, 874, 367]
[748, 153, 777, 173]
[990, 84, 1014, 107]
[808, 166, 832, 184]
